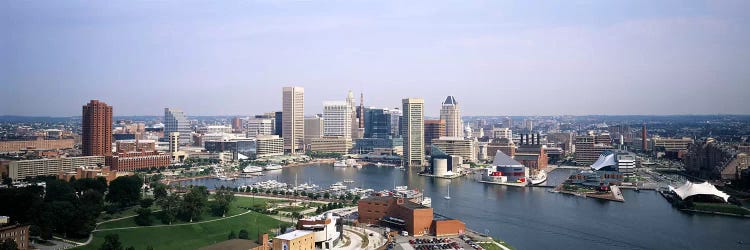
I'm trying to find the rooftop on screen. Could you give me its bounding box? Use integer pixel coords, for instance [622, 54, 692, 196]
[275, 230, 313, 240]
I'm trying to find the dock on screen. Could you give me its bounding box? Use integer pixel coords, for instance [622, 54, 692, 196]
[477, 180, 528, 187]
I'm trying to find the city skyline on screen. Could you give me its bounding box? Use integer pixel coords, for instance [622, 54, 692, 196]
[3, 1, 750, 117]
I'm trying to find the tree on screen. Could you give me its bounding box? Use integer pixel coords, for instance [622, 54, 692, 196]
[107, 176, 143, 207]
[238, 229, 249, 239]
[45, 179, 76, 202]
[211, 189, 234, 217]
[323, 192, 331, 199]
[1, 177, 12, 186]
[0, 239, 18, 250]
[157, 193, 181, 225]
[140, 198, 154, 208]
[180, 186, 208, 222]
[100, 234, 124, 250]
[134, 208, 153, 226]
[227, 230, 237, 240]
[153, 184, 168, 200]
[73, 177, 108, 194]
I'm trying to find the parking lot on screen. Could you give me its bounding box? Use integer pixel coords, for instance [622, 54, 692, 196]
[388, 234, 491, 250]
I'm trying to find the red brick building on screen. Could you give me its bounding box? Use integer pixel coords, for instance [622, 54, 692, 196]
[105, 151, 170, 171]
[82, 100, 112, 156]
[0, 221, 30, 250]
[358, 196, 465, 237]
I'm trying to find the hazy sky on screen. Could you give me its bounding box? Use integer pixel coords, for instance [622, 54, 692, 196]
[2, 1, 749, 117]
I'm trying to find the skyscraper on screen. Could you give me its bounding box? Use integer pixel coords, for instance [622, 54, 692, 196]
[282, 86, 304, 154]
[164, 108, 191, 145]
[440, 96, 463, 138]
[402, 98, 425, 167]
[363, 108, 392, 139]
[323, 101, 351, 139]
[347, 91, 359, 140]
[82, 100, 112, 156]
[424, 119, 446, 150]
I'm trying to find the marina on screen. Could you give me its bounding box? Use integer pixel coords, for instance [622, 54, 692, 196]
[177, 163, 750, 250]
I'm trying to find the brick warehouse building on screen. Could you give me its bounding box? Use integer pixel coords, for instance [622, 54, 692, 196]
[105, 151, 170, 171]
[358, 196, 465, 236]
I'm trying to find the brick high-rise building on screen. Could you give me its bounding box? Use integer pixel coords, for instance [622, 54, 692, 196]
[82, 100, 113, 156]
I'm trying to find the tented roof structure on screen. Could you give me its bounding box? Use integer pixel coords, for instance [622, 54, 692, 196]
[590, 151, 617, 171]
[669, 181, 730, 202]
[492, 150, 523, 167]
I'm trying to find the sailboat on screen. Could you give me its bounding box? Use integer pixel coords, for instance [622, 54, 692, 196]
[444, 184, 451, 200]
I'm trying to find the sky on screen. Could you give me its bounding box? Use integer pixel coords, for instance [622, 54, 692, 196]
[2, 1, 749, 117]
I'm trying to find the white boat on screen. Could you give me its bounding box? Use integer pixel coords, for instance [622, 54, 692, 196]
[421, 197, 432, 207]
[397, 166, 406, 171]
[376, 162, 383, 167]
[242, 166, 263, 173]
[343, 179, 355, 183]
[333, 160, 348, 167]
[264, 164, 282, 171]
[529, 170, 548, 185]
[330, 182, 347, 190]
[353, 163, 363, 169]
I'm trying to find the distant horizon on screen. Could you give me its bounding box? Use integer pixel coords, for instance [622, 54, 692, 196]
[3, 113, 750, 119]
[3, 1, 749, 116]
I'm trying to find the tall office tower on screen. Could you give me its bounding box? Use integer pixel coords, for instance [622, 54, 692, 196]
[424, 119, 446, 149]
[347, 91, 359, 139]
[358, 93, 365, 129]
[388, 108, 402, 138]
[402, 98, 425, 167]
[364, 108, 392, 139]
[82, 100, 113, 156]
[164, 108, 191, 145]
[323, 101, 352, 139]
[274, 111, 283, 135]
[168, 132, 180, 154]
[525, 119, 534, 132]
[503, 117, 512, 129]
[642, 123, 648, 151]
[440, 96, 463, 138]
[282, 86, 304, 154]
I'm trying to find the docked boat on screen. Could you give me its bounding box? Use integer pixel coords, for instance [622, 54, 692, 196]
[343, 179, 355, 183]
[333, 160, 348, 167]
[421, 197, 432, 207]
[264, 164, 282, 171]
[529, 170, 548, 186]
[376, 162, 383, 167]
[330, 182, 347, 191]
[242, 166, 263, 173]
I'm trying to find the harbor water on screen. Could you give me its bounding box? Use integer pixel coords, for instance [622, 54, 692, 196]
[178, 164, 750, 249]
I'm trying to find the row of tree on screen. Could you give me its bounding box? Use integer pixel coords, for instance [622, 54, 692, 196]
[0, 174, 143, 240]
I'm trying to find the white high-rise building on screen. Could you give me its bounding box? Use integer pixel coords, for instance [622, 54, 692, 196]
[282, 86, 304, 154]
[402, 98, 425, 167]
[323, 101, 351, 139]
[164, 108, 191, 145]
[245, 118, 274, 137]
[440, 96, 463, 138]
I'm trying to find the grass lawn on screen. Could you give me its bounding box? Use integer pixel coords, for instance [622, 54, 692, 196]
[77, 197, 291, 250]
[98, 197, 277, 229]
[479, 240, 516, 250]
[693, 202, 750, 216]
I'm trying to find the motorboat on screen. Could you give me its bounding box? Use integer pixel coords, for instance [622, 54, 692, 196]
[343, 179, 355, 183]
[264, 164, 282, 171]
[421, 197, 432, 207]
[529, 170, 548, 185]
[333, 160, 348, 167]
[330, 182, 347, 191]
[243, 166, 263, 173]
